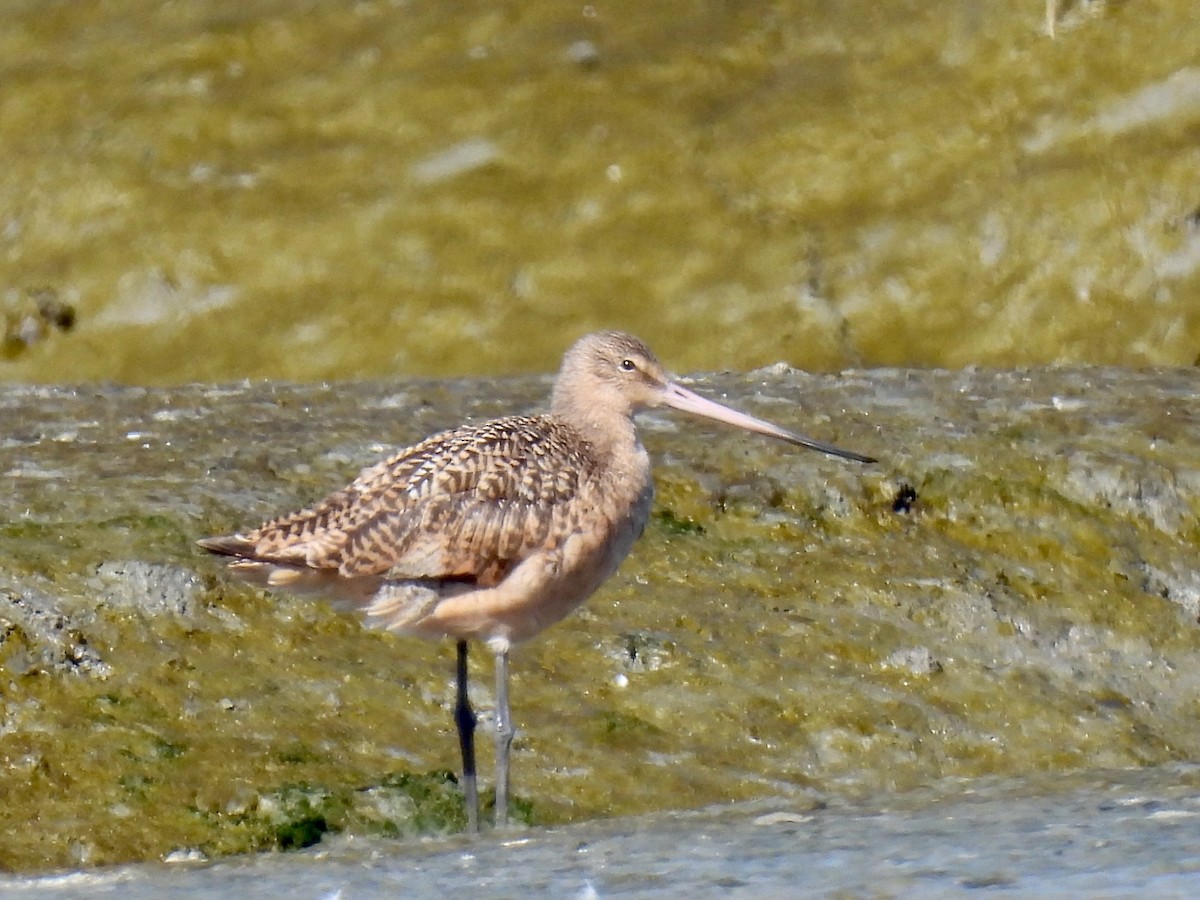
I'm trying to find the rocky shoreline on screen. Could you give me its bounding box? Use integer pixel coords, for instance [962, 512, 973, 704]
[1, 366, 1198, 871]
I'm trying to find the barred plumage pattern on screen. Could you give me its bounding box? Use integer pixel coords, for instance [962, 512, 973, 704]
[200, 330, 870, 650]
[204, 415, 605, 588]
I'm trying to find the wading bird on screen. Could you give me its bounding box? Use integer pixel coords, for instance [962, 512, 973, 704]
[199, 331, 874, 830]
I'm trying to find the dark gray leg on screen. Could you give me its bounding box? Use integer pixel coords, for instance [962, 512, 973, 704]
[493, 647, 514, 827]
[453, 640, 479, 833]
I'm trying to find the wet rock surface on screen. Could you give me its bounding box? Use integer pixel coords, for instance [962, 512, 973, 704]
[1, 365, 1198, 872]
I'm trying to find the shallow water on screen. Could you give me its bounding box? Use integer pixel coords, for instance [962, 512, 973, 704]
[4, 765, 1200, 897]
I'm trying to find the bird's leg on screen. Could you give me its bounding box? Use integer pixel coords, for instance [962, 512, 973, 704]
[493, 646, 514, 828]
[453, 639, 479, 833]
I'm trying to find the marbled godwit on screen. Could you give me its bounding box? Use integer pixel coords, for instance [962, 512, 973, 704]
[198, 331, 874, 831]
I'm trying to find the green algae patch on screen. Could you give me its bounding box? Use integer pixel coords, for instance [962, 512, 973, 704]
[193, 771, 478, 856]
[653, 508, 707, 537]
[0, 594, 483, 870]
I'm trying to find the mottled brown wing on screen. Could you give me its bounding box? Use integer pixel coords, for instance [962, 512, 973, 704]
[230, 416, 594, 585]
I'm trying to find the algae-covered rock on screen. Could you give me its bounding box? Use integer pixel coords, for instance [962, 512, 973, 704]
[1, 367, 1198, 872]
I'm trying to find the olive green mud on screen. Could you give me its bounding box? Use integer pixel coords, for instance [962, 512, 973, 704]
[1, 0, 1198, 384]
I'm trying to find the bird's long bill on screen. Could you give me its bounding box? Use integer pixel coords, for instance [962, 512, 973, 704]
[662, 382, 876, 464]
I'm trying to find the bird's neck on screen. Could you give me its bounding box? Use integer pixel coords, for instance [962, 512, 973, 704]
[566, 406, 640, 456]
[549, 389, 640, 468]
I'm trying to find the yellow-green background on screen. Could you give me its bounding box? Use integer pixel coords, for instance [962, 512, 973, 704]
[2, 0, 1198, 383]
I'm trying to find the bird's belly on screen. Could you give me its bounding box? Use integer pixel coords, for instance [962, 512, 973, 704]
[401, 486, 653, 647]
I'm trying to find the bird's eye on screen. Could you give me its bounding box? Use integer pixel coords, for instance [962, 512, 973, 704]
[619, 358, 637, 372]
